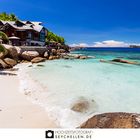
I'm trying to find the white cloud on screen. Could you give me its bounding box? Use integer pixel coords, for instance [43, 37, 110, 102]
[93, 40, 129, 47]
[70, 40, 131, 47]
[70, 43, 90, 47]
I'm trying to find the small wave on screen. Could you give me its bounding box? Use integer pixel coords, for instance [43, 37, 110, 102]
[17, 63, 96, 128]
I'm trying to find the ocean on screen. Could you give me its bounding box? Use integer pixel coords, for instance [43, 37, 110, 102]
[19, 47, 140, 128]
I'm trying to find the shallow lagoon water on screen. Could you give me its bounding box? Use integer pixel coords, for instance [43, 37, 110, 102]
[24, 48, 140, 128]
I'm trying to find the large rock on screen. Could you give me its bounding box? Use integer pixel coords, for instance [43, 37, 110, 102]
[0, 59, 11, 69]
[15, 46, 21, 56]
[44, 51, 49, 58]
[4, 58, 17, 67]
[3, 44, 18, 60]
[21, 51, 39, 61]
[80, 113, 140, 128]
[31, 57, 46, 63]
[0, 44, 8, 59]
[112, 59, 138, 64]
[51, 49, 57, 56]
[48, 56, 54, 60]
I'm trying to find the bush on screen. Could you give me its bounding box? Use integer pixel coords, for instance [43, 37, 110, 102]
[46, 30, 65, 45]
[0, 31, 9, 43]
[0, 44, 6, 52]
[0, 12, 17, 21]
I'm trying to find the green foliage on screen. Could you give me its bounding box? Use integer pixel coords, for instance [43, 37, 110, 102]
[46, 30, 65, 45]
[0, 44, 6, 52]
[0, 31, 9, 43]
[0, 12, 18, 21]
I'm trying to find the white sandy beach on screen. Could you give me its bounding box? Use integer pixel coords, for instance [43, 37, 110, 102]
[0, 74, 57, 128]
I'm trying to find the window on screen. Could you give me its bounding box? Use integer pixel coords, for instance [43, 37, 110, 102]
[40, 29, 45, 42]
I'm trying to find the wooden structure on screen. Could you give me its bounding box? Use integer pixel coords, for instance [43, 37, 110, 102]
[0, 20, 47, 46]
[19, 46, 48, 56]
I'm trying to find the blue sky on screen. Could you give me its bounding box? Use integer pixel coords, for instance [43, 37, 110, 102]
[0, 0, 140, 46]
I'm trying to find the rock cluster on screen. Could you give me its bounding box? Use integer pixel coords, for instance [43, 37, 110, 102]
[0, 45, 70, 69]
[0, 44, 18, 69]
[62, 54, 91, 60]
[0, 44, 91, 69]
[0, 58, 17, 69]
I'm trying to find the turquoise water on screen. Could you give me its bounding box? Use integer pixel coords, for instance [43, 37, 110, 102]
[26, 48, 140, 128]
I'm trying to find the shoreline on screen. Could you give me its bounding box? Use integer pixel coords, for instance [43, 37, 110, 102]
[0, 65, 58, 128]
[0, 54, 140, 128]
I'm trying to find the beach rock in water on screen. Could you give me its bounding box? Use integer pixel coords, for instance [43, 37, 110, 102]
[0, 59, 11, 69]
[37, 64, 45, 67]
[31, 57, 46, 63]
[112, 59, 138, 64]
[79, 55, 88, 59]
[3, 44, 18, 60]
[71, 97, 90, 113]
[4, 58, 17, 67]
[74, 55, 80, 59]
[80, 113, 140, 128]
[21, 51, 39, 61]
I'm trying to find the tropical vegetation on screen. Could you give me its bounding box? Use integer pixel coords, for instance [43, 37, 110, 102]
[46, 31, 65, 45]
[0, 31, 9, 43]
[0, 12, 18, 21]
[0, 44, 6, 52]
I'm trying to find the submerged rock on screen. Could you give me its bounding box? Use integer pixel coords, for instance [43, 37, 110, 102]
[71, 101, 89, 113]
[80, 112, 140, 128]
[0, 71, 17, 76]
[62, 54, 89, 60]
[71, 97, 96, 113]
[37, 64, 45, 67]
[28, 65, 33, 67]
[63, 65, 72, 68]
[31, 57, 46, 63]
[112, 59, 138, 64]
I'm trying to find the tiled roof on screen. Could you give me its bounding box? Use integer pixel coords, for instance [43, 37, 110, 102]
[0, 20, 45, 32]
